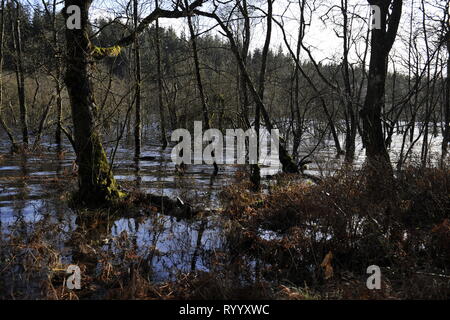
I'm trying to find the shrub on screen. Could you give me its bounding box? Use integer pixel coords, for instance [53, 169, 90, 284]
[220, 165, 450, 299]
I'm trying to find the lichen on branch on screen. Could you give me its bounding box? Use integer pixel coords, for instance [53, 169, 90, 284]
[90, 45, 122, 59]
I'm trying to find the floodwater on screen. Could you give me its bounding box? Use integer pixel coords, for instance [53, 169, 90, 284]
[0, 125, 445, 297]
[0, 134, 235, 285]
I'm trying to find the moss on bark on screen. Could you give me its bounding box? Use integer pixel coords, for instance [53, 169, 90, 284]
[90, 45, 122, 59]
[74, 133, 126, 206]
[64, 0, 126, 206]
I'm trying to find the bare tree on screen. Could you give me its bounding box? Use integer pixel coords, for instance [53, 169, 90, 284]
[360, 0, 403, 173]
[340, 0, 358, 162]
[185, 1, 218, 174]
[11, 0, 28, 147]
[251, 0, 273, 189]
[195, 7, 299, 173]
[155, 0, 168, 148]
[133, 0, 142, 158]
[0, 0, 17, 148]
[441, 1, 449, 164]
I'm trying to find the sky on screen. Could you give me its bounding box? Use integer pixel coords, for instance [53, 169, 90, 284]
[25, 0, 448, 74]
[89, 0, 375, 62]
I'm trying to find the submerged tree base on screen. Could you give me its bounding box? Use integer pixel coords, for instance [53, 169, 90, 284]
[72, 134, 127, 207]
[70, 187, 127, 209]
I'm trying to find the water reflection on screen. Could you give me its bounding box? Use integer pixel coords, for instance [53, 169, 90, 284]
[0, 127, 444, 291]
[0, 134, 230, 287]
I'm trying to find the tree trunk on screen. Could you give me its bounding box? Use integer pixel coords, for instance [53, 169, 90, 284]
[12, 0, 28, 147]
[63, 0, 123, 205]
[238, 0, 250, 122]
[33, 96, 53, 149]
[420, 0, 431, 167]
[292, 0, 306, 160]
[155, 0, 168, 149]
[0, 0, 16, 148]
[360, 0, 402, 172]
[133, 0, 142, 158]
[341, 0, 357, 163]
[442, 31, 450, 164]
[251, 0, 273, 189]
[61, 0, 206, 204]
[186, 2, 218, 175]
[51, 0, 64, 150]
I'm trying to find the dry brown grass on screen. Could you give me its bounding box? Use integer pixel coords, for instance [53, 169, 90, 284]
[1, 163, 448, 300]
[219, 164, 450, 299]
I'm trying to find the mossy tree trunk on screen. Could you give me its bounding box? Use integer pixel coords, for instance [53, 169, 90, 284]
[62, 0, 206, 204]
[63, 0, 122, 204]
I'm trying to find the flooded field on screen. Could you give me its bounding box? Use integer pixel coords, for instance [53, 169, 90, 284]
[0, 135, 232, 292]
[0, 127, 445, 298]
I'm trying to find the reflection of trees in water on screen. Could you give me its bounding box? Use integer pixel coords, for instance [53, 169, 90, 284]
[66, 199, 221, 297]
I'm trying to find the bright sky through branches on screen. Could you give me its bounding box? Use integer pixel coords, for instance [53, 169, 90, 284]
[25, 0, 447, 75]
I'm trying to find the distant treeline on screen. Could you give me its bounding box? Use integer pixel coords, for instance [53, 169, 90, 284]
[0, 0, 448, 174]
